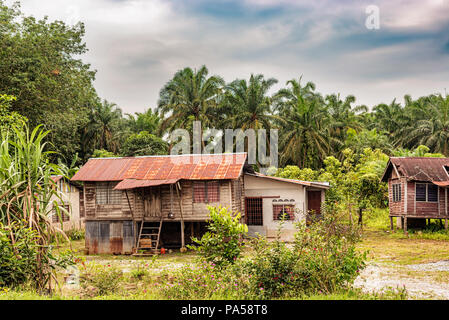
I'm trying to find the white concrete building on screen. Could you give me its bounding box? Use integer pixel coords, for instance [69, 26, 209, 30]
[244, 173, 329, 241]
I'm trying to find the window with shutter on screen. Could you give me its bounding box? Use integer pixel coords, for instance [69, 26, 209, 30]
[207, 181, 219, 202]
[428, 184, 438, 202]
[193, 182, 206, 203]
[193, 181, 220, 203]
[96, 182, 121, 205]
[416, 183, 427, 201]
[392, 184, 401, 202]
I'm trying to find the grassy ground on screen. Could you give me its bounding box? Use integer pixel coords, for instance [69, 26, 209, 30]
[2, 208, 449, 300]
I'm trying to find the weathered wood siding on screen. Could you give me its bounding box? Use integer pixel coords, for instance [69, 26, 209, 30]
[82, 179, 238, 221]
[389, 179, 449, 218]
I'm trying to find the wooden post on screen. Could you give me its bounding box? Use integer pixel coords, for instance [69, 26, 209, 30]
[390, 216, 394, 231]
[445, 218, 448, 230]
[404, 217, 408, 234]
[176, 182, 186, 250]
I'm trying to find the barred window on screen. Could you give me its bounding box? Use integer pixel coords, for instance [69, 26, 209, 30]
[96, 182, 122, 205]
[273, 204, 295, 221]
[52, 205, 70, 223]
[193, 181, 220, 203]
[392, 184, 401, 202]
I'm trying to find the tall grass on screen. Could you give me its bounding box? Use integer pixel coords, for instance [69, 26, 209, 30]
[0, 125, 71, 291]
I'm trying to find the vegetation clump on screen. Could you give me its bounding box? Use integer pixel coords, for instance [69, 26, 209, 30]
[189, 206, 248, 268]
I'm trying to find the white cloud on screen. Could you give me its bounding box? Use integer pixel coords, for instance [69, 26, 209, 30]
[6, 0, 449, 114]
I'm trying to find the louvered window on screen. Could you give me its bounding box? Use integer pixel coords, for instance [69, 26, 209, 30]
[392, 184, 401, 202]
[96, 182, 122, 205]
[428, 184, 438, 202]
[416, 183, 438, 202]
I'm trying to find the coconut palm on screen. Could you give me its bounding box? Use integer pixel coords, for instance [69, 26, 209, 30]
[274, 78, 333, 168]
[157, 65, 225, 133]
[402, 94, 449, 155]
[224, 74, 278, 130]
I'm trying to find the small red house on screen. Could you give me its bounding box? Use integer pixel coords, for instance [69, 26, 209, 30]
[381, 157, 449, 232]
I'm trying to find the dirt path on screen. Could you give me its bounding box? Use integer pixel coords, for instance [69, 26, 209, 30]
[354, 261, 449, 299]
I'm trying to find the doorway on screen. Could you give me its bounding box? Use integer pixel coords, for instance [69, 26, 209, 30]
[245, 197, 263, 225]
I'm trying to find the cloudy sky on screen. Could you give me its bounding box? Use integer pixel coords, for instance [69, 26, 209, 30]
[8, 0, 449, 114]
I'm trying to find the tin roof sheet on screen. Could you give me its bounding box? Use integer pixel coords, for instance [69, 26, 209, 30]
[381, 157, 449, 182]
[71, 153, 247, 182]
[114, 178, 180, 190]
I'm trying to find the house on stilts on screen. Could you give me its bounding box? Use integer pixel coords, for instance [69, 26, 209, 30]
[381, 157, 449, 232]
[71, 152, 329, 255]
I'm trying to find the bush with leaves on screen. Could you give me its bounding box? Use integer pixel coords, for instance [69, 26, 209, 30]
[244, 213, 366, 298]
[0, 221, 74, 289]
[189, 206, 248, 268]
[79, 262, 124, 297]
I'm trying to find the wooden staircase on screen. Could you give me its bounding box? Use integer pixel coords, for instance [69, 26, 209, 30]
[133, 218, 163, 256]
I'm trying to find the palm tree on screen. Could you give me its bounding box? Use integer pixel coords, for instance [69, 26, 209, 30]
[126, 108, 161, 134]
[274, 78, 332, 168]
[325, 93, 367, 158]
[372, 98, 405, 145]
[83, 100, 123, 154]
[157, 65, 225, 134]
[403, 94, 449, 155]
[224, 74, 278, 130]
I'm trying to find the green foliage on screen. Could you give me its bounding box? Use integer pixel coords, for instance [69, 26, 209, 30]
[158, 261, 250, 299]
[0, 124, 74, 290]
[65, 229, 85, 241]
[91, 149, 117, 158]
[392, 145, 445, 158]
[0, 94, 27, 132]
[79, 262, 123, 296]
[345, 128, 392, 154]
[0, 1, 97, 163]
[243, 213, 366, 298]
[275, 147, 389, 213]
[0, 221, 39, 287]
[0, 221, 74, 289]
[189, 206, 248, 268]
[120, 131, 168, 157]
[126, 108, 161, 134]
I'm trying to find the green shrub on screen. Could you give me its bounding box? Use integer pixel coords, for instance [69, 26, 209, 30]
[0, 221, 73, 289]
[79, 262, 123, 296]
[157, 260, 251, 299]
[243, 213, 366, 298]
[66, 229, 85, 241]
[0, 222, 40, 288]
[189, 206, 248, 268]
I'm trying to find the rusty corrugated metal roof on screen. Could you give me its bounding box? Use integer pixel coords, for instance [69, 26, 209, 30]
[114, 178, 180, 190]
[71, 153, 247, 182]
[381, 157, 449, 182]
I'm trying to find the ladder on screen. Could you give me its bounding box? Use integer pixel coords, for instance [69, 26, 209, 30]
[133, 217, 163, 256]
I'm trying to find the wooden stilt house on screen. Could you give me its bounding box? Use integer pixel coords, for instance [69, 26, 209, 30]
[71, 153, 246, 255]
[381, 157, 449, 232]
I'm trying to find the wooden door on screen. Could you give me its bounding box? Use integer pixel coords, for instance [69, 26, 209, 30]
[307, 191, 322, 215]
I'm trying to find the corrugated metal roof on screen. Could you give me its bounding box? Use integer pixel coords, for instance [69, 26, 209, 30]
[114, 178, 180, 190]
[246, 173, 330, 189]
[71, 153, 247, 182]
[381, 157, 449, 182]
